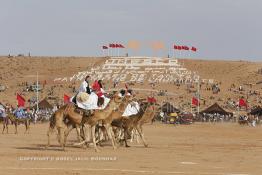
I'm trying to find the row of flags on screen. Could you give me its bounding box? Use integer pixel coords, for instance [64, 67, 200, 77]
[191, 97, 248, 108]
[102, 43, 125, 50]
[16, 94, 248, 110]
[102, 43, 198, 52]
[16, 93, 72, 108]
[174, 45, 197, 52]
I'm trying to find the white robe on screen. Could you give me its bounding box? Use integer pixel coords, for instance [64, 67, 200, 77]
[122, 102, 140, 117]
[78, 81, 89, 93]
[0, 105, 6, 118]
[76, 92, 110, 110]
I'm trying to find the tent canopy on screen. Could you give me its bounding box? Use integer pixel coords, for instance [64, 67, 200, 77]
[201, 103, 232, 115]
[249, 106, 262, 116]
[161, 102, 180, 113]
[33, 99, 53, 110]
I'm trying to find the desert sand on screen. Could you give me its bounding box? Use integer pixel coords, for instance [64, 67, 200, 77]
[0, 122, 261, 175]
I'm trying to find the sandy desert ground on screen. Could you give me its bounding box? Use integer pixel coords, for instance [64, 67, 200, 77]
[0, 122, 261, 175]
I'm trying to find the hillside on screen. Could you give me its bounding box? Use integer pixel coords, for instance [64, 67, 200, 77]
[0, 56, 261, 112]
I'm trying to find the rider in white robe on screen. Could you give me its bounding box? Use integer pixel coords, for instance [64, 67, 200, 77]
[122, 91, 140, 117]
[0, 104, 6, 118]
[76, 80, 110, 110]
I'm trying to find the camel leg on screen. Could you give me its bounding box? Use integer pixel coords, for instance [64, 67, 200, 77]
[104, 123, 117, 150]
[15, 122, 18, 134]
[64, 124, 74, 147]
[2, 122, 6, 134]
[136, 128, 141, 143]
[84, 124, 91, 146]
[74, 125, 85, 148]
[91, 125, 99, 152]
[84, 124, 92, 146]
[24, 123, 27, 134]
[6, 120, 8, 134]
[80, 125, 86, 141]
[76, 125, 82, 142]
[124, 128, 130, 147]
[136, 125, 148, 147]
[24, 120, 30, 134]
[27, 120, 30, 134]
[79, 125, 88, 148]
[57, 127, 65, 151]
[130, 129, 134, 143]
[46, 126, 53, 148]
[74, 124, 91, 147]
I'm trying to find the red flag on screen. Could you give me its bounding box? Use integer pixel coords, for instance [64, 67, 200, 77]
[177, 46, 182, 50]
[119, 44, 125, 48]
[109, 44, 116, 48]
[182, 46, 186, 50]
[192, 97, 199, 106]
[102, 46, 108, 49]
[16, 94, 25, 107]
[184, 46, 189, 50]
[239, 98, 247, 107]
[147, 97, 157, 103]
[115, 44, 120, 48]
[174, 45, 178, 49]
[191, 47, 197, 52]
[64, 94, 70, 104]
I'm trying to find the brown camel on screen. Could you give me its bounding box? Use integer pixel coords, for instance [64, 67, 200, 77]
[46, 93, 123, 152]
[80, 93, 123, 152]
[2, 113, 30, 134]
[94, 95, 132, 144]
[46, 104, 84, 150]
[112, 102, 159, 147]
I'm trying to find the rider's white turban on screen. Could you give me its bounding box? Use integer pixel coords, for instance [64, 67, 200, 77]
[77, 92, 90, 103]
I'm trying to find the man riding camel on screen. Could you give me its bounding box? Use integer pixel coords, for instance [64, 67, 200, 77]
[79, 75, 91, 94]
[122, 89, 140, 117]
[91, 79, 110, 109]
[74, 78, 110, 110]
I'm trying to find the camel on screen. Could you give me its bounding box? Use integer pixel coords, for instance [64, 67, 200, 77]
[79, 93, 124, 152]
[46, 93, 123, 152]
[112, 102, 159, 147]
[93, 95, 132, 145]
[46, 104, 85, 150]
[2, 113, 30, 134]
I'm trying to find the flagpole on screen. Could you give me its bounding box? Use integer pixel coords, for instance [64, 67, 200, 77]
[36, 72, 39, 112]
[197, 75, 200, 115]
[238, 97, 240, 117]
[191, 100, 192, 114]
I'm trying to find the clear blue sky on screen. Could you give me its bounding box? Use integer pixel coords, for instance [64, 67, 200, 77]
[0, 0, 261, 60]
